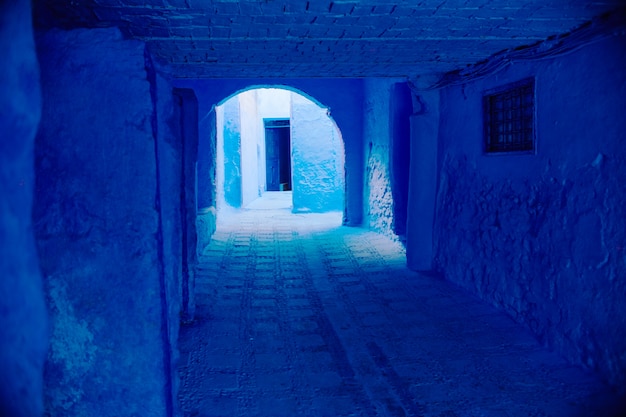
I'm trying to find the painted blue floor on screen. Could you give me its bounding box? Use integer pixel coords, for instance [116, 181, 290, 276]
[178, 204, 621, 417]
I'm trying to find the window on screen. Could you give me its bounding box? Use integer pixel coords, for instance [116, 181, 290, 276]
[483, 78, 535, 153]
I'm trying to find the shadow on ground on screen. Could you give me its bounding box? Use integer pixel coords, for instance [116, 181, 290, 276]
[179, 206, 623, 417]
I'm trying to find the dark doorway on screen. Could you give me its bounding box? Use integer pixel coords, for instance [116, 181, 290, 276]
[264, 119, 292, 191]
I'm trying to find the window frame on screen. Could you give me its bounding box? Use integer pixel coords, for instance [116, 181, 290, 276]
[482, 77, 536, 155]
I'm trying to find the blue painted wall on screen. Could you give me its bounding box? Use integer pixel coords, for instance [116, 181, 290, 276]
[196, 106, 217, 255]
[155, 75, 188, 416]
[13, 16, 623, 417]
[0, 1, 48, 415]
[196, 108, 215, 210]
[238, 90, 261, 207]
[390, 82, 413, 238]
[363, 78, 411, 238]
[33, 28, 176, 416]
[171, 87, 199, 323]
[291, 92, 344, 213]
[174, 78, 365, 226]
[428, 33, 626, 391]
[405, 90, 440, 271]
[222, 97, 243, 209]
[216, 89, 344, 214]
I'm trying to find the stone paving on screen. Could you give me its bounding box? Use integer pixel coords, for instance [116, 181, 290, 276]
[178, 204, 622, 417]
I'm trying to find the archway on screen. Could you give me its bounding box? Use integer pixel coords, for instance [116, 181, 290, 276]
[213, 86, 346, 221]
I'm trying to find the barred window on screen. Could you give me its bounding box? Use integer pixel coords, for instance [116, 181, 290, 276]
[483, 78, 535, 153]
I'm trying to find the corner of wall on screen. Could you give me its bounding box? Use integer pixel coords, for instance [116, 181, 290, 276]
[0, 1, 47, 415]
[34, 27, 174, 416]
[405, 88, 440, 271]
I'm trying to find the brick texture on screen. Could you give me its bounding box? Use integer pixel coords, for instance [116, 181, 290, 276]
[33, 0, 624, 78]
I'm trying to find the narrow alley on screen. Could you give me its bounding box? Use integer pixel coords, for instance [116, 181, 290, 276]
[5, 2, 626, 416]
[178, 196, 618, 417]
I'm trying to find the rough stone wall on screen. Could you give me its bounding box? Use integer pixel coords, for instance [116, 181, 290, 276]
[433, 34, 626, 391]
[0, 1, 48, 416]
[34, 28, 171, 416]
[363, 78, 398, 238]
[290, 93, 344, 213]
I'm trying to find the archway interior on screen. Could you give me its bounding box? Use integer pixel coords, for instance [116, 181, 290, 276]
[215, 87, 345, 224]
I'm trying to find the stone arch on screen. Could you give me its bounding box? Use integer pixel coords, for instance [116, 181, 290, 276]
[173, 78, 365, 228]
[216, 84, 328, 109]
[212, 85, 346, 217]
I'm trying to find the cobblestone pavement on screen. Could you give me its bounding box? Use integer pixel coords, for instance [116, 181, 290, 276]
[178, 207, 622, 417]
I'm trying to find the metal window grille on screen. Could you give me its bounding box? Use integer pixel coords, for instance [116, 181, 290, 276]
[484, 79, 535, 153]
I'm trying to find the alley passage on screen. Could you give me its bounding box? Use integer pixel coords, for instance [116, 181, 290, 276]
[178, 205, 619, 417]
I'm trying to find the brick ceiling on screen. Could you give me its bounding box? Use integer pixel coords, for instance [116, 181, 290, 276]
[34, 0, 624, 78]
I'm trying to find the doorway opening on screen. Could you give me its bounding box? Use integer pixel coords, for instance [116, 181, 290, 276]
[264, 118, 292, 192]
[214, 87, 345, 225]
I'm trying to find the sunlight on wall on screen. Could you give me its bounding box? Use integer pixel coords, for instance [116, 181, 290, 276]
[215, 88, 345, 218]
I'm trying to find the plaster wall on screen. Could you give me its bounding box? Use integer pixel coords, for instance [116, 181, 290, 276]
[405, 90, 440, 271]
[389, 82, 413, 238]
[154, 73, 186, 413]
[221, 96, 242, 209]
[197, 106, 215, 211]
[215, 104, 226, 212]
[257, 88, 291, 119]
[431, 34, 626, 391]
[170, 88, 199, 322]
[290, 93, 344, 213]
[195, 98, 217, 255]
[363, 78, 407, 238]
[0, 1, 48, 415]
[33, 28, 172, 416]
[239, 90, 261, 207]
